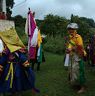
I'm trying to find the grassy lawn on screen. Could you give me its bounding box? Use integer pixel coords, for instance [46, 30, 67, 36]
[22, 52, 95, 96]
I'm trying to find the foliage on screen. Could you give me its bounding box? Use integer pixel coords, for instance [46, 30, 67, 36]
[36, 19, 43, 28]
[70, 14, 95, 40]
[6, 0, 15, 19]
[6, 0, 14, 8]
[40, 14, 69, 38]
[16, 27, 28, 46]
[80, 17, 95, 27]
[43, 36, 65, 54]
[12, 15, 26, 27]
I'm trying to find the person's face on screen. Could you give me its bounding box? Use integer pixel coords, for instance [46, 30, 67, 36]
[68, 29, 76, 36]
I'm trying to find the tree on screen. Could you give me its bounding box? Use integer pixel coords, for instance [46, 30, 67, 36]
[12, 15, 26, 27]
[6, 0, 15, 19]
[40, 14, 69, 38]
[70, 14, 74, 23]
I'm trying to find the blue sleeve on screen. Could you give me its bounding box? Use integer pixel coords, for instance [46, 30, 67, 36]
[19, 52, 28, 64]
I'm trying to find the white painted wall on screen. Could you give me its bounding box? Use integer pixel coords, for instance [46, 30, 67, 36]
[0, 20, 15, 32]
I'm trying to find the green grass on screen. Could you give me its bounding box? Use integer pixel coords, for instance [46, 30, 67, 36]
[22, 52, 95, 96]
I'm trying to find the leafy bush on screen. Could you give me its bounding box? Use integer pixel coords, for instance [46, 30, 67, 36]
[43, 36, 66, 54]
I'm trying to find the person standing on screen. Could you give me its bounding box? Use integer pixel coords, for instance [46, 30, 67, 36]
[66, 23, 86, 93]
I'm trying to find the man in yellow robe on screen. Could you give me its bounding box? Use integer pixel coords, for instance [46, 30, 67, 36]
[66, 23, 86, 93]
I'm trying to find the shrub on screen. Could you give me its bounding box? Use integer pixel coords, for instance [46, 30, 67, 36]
[43, 36, 65, 54]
